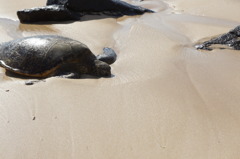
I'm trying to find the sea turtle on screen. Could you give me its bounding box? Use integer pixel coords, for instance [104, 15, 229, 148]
[17, 0, 154, 23]
[0, 35, 117, 78]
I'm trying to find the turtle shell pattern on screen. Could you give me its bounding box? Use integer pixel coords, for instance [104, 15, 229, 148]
[0, 35, 96, 77]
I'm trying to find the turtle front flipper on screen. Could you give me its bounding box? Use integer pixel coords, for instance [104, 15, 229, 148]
[96, 47, 117, 65]
[17, 5, 81, 23]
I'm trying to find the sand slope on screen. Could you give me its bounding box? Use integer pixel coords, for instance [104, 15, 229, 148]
[0, 0, 240, 158]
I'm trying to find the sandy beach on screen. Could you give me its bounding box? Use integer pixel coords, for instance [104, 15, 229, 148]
[0, 0, 240, 158]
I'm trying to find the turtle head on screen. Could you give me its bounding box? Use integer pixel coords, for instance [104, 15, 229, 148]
[92, 60, 111, 77]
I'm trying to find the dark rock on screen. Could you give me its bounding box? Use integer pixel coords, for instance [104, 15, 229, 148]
[17, 0, 154, 23]
[46, 0, 67, 5]
[17, 5, 80, 23]
[96, 47, 117, 65]
[66, 0, 154, 15]
[196, 25, 240, 51]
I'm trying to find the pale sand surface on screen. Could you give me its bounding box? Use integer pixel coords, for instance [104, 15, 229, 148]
[0, 0, 240, 158]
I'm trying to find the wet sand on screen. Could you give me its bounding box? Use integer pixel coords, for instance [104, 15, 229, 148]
[1, 0, 240, 158]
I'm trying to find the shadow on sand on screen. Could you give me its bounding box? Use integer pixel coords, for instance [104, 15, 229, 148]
[5, 70, 114, 80]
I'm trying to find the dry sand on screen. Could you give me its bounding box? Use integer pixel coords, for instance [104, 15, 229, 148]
[0, 0, 240, 158]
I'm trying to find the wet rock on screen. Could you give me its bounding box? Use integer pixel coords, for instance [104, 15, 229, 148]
[17, 0, 154, 23]
[46, 0, 67, 5]
[96, 48, 117, 65]
[196, 25, 240, 51]
[17, 5, 80, 23]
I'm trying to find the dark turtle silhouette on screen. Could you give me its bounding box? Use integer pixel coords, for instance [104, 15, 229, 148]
[0, 35, 117, 78]
[17, 0, 154, 23]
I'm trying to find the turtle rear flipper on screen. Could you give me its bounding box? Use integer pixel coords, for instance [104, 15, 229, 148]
[17, 5, 80, 23]
[96, 47, 117, 65]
